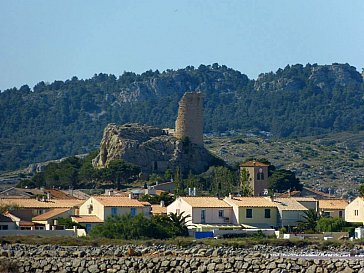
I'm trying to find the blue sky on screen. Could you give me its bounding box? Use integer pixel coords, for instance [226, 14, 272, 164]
[0, 0, 363, 91]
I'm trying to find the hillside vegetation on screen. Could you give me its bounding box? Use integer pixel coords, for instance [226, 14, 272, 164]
[0, 63, 363, 171]
[206, 131, 364, 196]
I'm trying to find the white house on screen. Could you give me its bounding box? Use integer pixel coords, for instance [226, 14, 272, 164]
[167, 197, 233, 228]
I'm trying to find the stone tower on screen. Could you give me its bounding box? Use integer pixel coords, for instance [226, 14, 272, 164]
[175, 92, 204, 145]
[240, 160, 269, 196]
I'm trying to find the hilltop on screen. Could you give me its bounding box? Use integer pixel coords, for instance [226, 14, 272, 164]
[0, 63, 363, 171]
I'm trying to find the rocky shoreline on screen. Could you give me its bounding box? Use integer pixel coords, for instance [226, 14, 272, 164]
[1, 243, 364, 272]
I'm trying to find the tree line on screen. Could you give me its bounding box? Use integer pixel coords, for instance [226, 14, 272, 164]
[1, 63, 363, 172]
[18, 152, 302, 198]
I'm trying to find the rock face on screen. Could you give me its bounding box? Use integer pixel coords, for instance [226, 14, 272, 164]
[92, 123, 222, 175]
[254, 63, 362, 92]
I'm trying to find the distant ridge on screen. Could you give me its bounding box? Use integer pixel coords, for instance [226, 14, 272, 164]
[0, 63, 363, 171]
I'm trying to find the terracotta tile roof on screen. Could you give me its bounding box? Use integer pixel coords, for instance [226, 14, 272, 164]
[140, 201, 151, 206]
[93, 196, 145, 207]
[319, 199, 348, 210]
[45, 189, 75, 199]
[32, 208, 70, 221]
[103, 190, 131, 197]
[155, 190, 169, 196]
[302, 187, 332, 198]
[274, 198, 308, 211]
[292, 197, 317, 202]
[19, 220, 35, 227]
[151, 205, 167, 215]
[4, 212, 20, 222]
[0, 198, 84, 209]
[224, 197, 277, 208]
[181, 197, 231, 208]
[240, 161, 269, 167]
[15, 188, 45, 196]
[72, 215, 103, 223]
[277, 191, 302, 198]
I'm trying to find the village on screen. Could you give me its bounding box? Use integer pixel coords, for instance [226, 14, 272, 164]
[1, 159, 364, 241]
[0, 168, 364, 239]
[1, 92, 363, 241]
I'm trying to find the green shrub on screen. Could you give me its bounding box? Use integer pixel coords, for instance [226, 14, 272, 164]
[316, 217, 347, 232]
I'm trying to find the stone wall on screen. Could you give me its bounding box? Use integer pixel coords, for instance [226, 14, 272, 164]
[175, 92, 204, 146]
[1, 243, 364, 273]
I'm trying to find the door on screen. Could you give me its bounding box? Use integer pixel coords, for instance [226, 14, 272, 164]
[201, 209, 206, 224]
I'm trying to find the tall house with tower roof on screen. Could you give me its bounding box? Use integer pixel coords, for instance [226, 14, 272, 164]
[240, 160, 269, 196]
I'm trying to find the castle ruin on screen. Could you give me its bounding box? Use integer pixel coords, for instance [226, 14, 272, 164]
[92, 91, 222, 175]
[175, 92, 204, 145]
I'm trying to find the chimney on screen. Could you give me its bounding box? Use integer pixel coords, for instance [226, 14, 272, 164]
[193, 187, 196, 196]
[288, 189, 291, 197]
[188, 188, 192, 196]
[128, 193, 133, 199]
[228, 193, 233, 199]
[160, 200, 165, 207]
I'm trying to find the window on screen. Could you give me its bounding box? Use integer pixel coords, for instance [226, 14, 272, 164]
[246, 209, 253, 218]
[131, 207, 137, 217]
[355, 210, 359, 216]
[218, 210, 224, 218]
[322, 211, 330, 218]
[264, 209, 271, 218]
[339, 211, 343, 218]
[257, 172, 264, 180]
[201, 209, 206, 223]
[111, 207, 118, 216]
[0, 225, 8, 230]
[257, 168, 265, 180]
[85, 224, 91, 233]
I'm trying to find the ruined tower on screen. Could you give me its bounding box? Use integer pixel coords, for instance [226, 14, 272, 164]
[175, 92, 204, 145]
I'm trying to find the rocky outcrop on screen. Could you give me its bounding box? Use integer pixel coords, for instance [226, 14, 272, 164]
[92, 123, 222, 175]
[254, 63, 362, 92]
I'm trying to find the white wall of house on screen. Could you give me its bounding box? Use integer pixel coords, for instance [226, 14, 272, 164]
[167, 198, 193, 225]
[229, 204, 239, 225]
[0, 229, 76, 237]
[0, 222, 16, 230]
[167, 198, 233, 225]
[279, 210, 306, 227]
[191, 207, 232, 224]
[297, 200, 318, 211]
[346, 197, 364, 224]
[79, 197, 105, 220]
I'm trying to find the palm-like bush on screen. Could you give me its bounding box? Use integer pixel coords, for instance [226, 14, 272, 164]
[89, 212, 192, 239]
[168, 212, 192, 236]
[298, 209, 320, 232]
